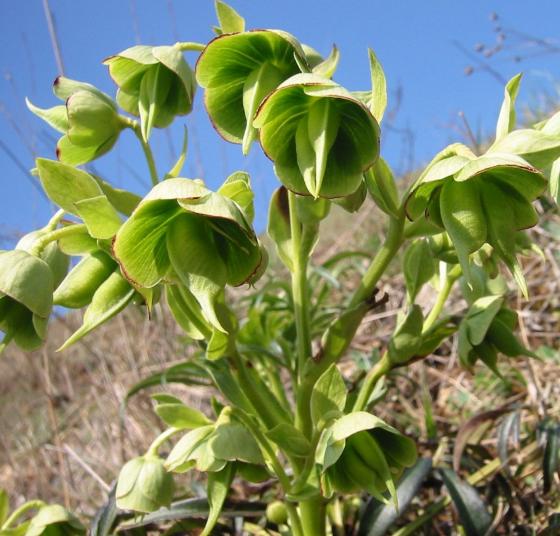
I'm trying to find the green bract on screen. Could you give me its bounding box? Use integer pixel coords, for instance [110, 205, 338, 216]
[113, 178, 264, 331]
[104, 45, 195, 141]
[25, 505, 84, 536]
[0, 250, 53, 351]
[196, 30, 309, 154]
[116, 455, 174, 513]
[458, 296, 533, 375]
[165, 408, 263, 473]
[254, 73, 380, 198]
[316, 412, 416, 505]
[27, 77, 124, 166]
[406, 147, 546, 295]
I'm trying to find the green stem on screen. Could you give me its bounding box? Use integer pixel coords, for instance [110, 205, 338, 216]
[352, 352, 392, 411]
[125, 119, 159, 186]
[174, 41, 206, 52]
[231, 350, 283, 430]
[296, 211, 405, 436]
[30, 224, 88, 256]
[349, 211, 405, 307]
[1, 501, 46, 530]
[288, 190, 312, 382]
[45, 209, 65, 231]
[286, 504, 305, 536]
[422, 264, 461, 333]
[146, 427, 182, 457]
[300, 498, 326, 536]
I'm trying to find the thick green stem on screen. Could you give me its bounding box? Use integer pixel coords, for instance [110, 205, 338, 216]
[1, 501, 46, 530]
[288, 191, 312, 382]
[125, 119, 159, 186]
[300, 498, 326, 536]
[30, 224, 88, 256]
[296, 211, 405, 436]
[349, 211, 405, 307]
[352, 352, 392, 411]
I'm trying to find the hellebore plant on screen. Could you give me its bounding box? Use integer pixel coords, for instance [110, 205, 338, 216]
[4, 2, 560, 535]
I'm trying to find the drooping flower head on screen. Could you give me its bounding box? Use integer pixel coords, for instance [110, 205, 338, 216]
[104, 45, 196, 141]
[254, 74, 380, 198]
[27, 77, 125, 165]
[196, 29, 311, 154]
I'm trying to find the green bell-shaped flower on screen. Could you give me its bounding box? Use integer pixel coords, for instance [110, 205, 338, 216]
[116, 455, 174, 513]
[0, 249, 53, 352]
[196, 30, 310, 154]
[104, 45, 195, 141]
[406, 146, 547, 296]
[254, 74, 380, 199]
[113, 178, 265, 332]
[316, 412, 416, 504]
[25, 505, 85, 536]
[458, 295, 534, 376]
[27, 77, 125, 166]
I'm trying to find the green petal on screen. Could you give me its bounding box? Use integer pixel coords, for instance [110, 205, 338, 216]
[256, 74, 379, 198]
[440, 180, 486, 282]
[196, 30, 303, 143]
[0, 250, 53, 318]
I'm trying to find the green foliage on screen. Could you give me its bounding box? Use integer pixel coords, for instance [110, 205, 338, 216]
[3, 1, 560, 534]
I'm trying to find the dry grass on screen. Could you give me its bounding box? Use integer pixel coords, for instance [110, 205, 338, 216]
[0, 201, 558, 532]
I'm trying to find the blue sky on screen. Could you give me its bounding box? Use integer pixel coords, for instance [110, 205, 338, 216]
[1, 1, 559, 242]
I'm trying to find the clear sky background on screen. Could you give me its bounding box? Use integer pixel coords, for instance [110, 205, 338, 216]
[1, 1, 559, 244]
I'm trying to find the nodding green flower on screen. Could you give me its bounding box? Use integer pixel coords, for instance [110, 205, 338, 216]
[458, 296, 534, 376]
[104, 45, 196, 141]
[26, 77, 125, 166]
[116, 455, 174, 513]
[0, 249, 53, 352]
[196, 30, 310, 155]
[254, 74, 380, 199]
[317, 412, 416, 505]
[406, 146, 547, 296]
[113, 178, 265, 332]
